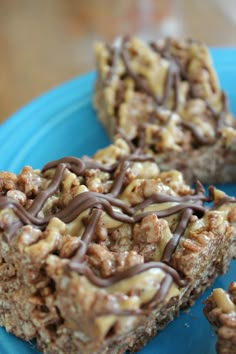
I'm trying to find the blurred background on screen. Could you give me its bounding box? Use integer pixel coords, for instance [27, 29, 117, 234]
[1, 0, 236, 122]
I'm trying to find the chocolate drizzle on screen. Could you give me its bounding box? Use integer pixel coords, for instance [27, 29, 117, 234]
[161, 208, 193, 263]
[142, 273, 173, 309]
[211, 195, 236, 210]
[0, 156, 214, 243]
[206, 92, 228, 133]
[30, 163, 67, 215]
[43, 157, 86, 175]
[115, 127, 136, 152]
[115, 37, 180, 110]
[180, 121, 215, 145]
[97, 273, 174, 316]
[109, 161, 129, 197]
[105, 37, 124, 86]
[0, 188, 206, 233]
[0, 156, 214, 250]
[71, 208, 102, 262]
[121, 42, 161, 105]
[70, 260, 185, 288]
[1, 173, 209, 230]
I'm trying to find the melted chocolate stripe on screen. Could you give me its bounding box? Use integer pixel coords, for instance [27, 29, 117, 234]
[208, 186, 215, 201]
[29, 163, 67, 216]
[162, 66, 173, 106]
[50, 193, 205, 225]
[98, 276, 174, 316]
[216, 92, 228, 131]
[149, 39, 181, 110]
[121, 41, 161, 105]
[143, 274, 173, 309]
[72, 209, 102, 262]
[42, 157, 86, 174]
[55, 197, 104, 224]
[151, 39, 227, 139]
[0, 190, 206, 236]
[43, 156, 118, 174]
[161, 63, 180, 107]
[205, 92, 228, 134]
[53, 192, 133, 224]
[42, 154, 155, 178]
[69, 261, 186, 288]
[161, 208, 193, 263]
[0, 152, 208, 267]
[115, 128, 136, 152]
[205, 102, 218, 118]
[216, 112, 225, 132]
[149, 41, 163, 55]
[133, 193, 209, 212]
[173, 73, 180, 111]
[181, 121, 215, 145]
[195, 180, 205, 195]
[222, 91, 229, 112]
[83, 158, 118, 172]
[94, 193, 134, 215]
[105, 37, 125, 86]
[109, 161, 129, 197]
[0, 197, 45, 226]
[134, 203, 205, 223]
[75, 240, 87, 259]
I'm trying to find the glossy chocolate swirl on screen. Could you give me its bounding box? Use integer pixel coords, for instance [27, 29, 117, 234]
[0, 156, 213, 245]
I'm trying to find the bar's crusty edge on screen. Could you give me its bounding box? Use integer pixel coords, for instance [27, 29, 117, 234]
[0, 139, 236, 354]
[204, 283, 236, 354]
[94, 37, 236, 184]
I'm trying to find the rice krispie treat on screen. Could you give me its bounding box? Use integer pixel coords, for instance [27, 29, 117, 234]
[0, 138, 236, 354]
[94, 37, 236, 183]
[204, 283, 236, 354]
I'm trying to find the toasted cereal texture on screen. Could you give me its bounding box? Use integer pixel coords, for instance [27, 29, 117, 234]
[93, 37, 236, 184]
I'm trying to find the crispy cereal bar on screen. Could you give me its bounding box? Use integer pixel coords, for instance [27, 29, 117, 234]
[94, 37, 236, 183]
[204, 283, 236, 354]
[0, 138, 236, 353]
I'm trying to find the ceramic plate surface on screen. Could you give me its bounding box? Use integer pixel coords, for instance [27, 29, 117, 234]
[0, 49, 236, 354]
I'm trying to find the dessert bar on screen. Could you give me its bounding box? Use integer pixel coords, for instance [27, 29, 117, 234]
[0, 139, 235, 353]
[94, 37, 236, 183]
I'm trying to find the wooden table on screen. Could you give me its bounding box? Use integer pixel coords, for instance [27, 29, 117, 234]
[1, 0, 236, 122]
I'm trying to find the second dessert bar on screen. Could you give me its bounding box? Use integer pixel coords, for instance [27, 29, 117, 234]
[94, 37, 236, 183]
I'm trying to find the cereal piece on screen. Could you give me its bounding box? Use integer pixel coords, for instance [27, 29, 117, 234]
[204, 283, 236, 354]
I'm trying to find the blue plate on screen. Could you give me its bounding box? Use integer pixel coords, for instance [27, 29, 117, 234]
[0, 49, 236, 354]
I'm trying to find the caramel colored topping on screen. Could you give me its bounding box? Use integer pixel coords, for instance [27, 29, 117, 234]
[212, 288, 236, 313]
